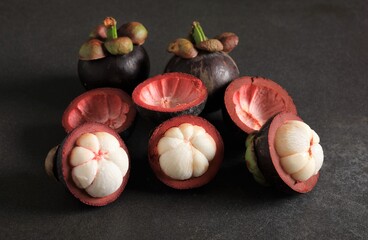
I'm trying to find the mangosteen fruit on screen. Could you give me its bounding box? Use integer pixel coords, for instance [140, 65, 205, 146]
[45, 123, 130, 206]
[148, 115, 224, 189]
[62, 88, 136, 137]
[132, 72, 208, 123]
[224, 76, 297, 134]
[165, 21, 239, 113]
[78, 17, 150, 94]
[246, 112, 324, 193]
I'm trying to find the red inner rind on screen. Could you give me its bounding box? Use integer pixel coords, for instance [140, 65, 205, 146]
[60, 123, 130, 206]
[148, 115, 224, 189]
[258, 112, 319, 193]
[62, 88, 136, 134]
[224, 76, 297, 134]
[132, 72, 207, 113]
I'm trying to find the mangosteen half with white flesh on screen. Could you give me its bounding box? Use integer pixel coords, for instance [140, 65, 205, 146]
[165, 21, 239, 113]
[45, 123, 130, 206]
[78, 17, 150, 94]
[245, 112, 324, 193]
[132, 72, 208, 123]
[148, 115, 224, 189]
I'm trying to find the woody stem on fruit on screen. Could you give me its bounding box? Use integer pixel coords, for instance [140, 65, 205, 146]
[192, 21, 208, 44]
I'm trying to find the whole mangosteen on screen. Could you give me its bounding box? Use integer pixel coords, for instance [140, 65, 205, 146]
[78, 17, 150, 94]
[165, 21, 240, 113]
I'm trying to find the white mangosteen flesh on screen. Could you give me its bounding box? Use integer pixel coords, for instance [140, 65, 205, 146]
[157, 123, 216, 180]
[274, 120, 324, 182]
[70, 132, 129, 198]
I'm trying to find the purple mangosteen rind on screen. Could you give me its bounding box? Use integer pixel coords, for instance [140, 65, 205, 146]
[78, 45, 150, 94]
[251, 113, 319, 194]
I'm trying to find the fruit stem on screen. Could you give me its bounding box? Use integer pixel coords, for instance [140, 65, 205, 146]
[104, 17, 118, 40]
[192, 21, 207, 45]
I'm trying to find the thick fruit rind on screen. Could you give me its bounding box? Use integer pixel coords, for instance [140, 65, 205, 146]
[132, 72, 208, 123]
[148, 115, 224, 189]
[56, 123, 130, 206]
[62, 88, 136, 135]
[224, 76, 297, 134]
[254, 112, 319, 193]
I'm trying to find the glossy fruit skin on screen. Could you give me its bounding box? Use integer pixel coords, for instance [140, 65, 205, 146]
[56, 123, 130, 206]
[78, 45, 150, 94]
[148, 115, 224, 189]
[252, 113, 319, 194]
[165, 51, 239, 112]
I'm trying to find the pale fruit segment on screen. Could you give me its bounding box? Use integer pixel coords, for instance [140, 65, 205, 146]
[76, 133, 100, 153]
[275, 120, 311, 157]
[157, 137, 183, 155]
[70, 146, 95, 166]
[159, 143, 193, 180]
[274, 120, 324, 182]
[95, 132, 120, 153]
[164, 127, 184, 139]
[157, 123, 217, 180]
[105, 147, 129, 176]
[70, 132, 129, 198]
[280, 152, 309, 174]
[191, 147, 209, 177]
[291, 158, 316, 182]
[85, 160, 123, 198]
[311, 144, 324, 174]
[71, 160, 98, 189]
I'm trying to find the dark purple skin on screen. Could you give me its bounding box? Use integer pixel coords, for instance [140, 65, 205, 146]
[165, 51, 239, 113]
[78, 45, 150, 94]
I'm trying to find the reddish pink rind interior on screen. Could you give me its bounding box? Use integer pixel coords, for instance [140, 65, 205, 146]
[132, 73, 207, 113]
[268, 113, 319, 193]
[224, 76, 297, 134]
[148, 115, 224, 189]
[61, 123, 130, 206]
[62, 88, 136, 134]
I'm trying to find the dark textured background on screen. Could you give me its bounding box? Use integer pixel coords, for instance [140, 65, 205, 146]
[0, 0, 367, 239]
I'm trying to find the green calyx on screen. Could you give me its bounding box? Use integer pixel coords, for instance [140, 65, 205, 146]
[104, 17, 118, 40]
[245, 134, 270, 186]
[191, 21, 208, 45]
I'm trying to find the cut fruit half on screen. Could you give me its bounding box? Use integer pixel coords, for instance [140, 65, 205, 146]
[224, 76, 297, 133]
[148, 115, 224, 189]
[62, 88, 136, 134]
[132, 72, 207, 123]
[56, 123, 130, 206]
[250, 112, 323, 193]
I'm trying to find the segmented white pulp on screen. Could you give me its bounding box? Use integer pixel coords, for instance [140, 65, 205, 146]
[275, 120, 324, 182]
[157, 123, 216, 180]
[70, 132, 129, 198]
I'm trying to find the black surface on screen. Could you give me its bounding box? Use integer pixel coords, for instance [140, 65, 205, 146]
[0, 0, 367, 239]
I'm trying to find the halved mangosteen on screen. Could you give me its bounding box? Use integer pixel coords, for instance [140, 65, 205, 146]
[132, 72, 207, 123]
[45, 123, 130, 206]
[246, 112, 324, 193]
[224, 76, 297, 134]
[148, 115, 224, 189]
[62, 88, 136, 136]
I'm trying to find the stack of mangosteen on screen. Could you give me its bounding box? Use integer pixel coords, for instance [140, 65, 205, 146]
[45, 18, 324, 207]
